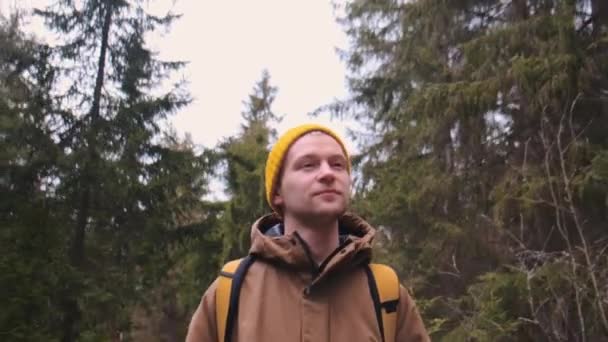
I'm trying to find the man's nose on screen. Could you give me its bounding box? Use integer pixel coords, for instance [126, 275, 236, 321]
[317, 161, 336, 183]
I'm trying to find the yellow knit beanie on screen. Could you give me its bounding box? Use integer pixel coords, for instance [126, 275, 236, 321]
[265, 123, 351, 212]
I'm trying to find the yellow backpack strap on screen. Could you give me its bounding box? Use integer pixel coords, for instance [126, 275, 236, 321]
[215, 256, 256, 342]
[216, 259, 242, 342]
[366, 263, 400, 342]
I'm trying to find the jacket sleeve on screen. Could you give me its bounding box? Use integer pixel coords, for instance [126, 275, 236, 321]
[186, 279, 219, 342]
[395, 285, 431, 342]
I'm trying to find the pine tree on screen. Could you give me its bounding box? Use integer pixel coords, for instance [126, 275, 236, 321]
[0, 13, 66, 340]
[334, 0, 608, 340]
[29, 0, 211, 339]
[216, 70, 279, 260]
[129, 130, 224, 342]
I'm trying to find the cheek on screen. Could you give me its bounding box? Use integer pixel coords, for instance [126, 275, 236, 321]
[279, 178, 302, 197]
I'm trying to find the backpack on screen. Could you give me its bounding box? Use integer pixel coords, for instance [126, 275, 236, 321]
[215, 255, 400, 342]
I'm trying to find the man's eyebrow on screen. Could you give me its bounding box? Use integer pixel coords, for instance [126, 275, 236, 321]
[292, 154, 317, 163]
[293, 153, 345, 162]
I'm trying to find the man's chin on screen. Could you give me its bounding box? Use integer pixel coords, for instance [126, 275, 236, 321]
[314, 205, 347, 219]
[287, 203, 348, 223]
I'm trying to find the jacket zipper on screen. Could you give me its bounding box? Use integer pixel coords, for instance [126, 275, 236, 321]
[293, 232, 319, 295]
[294, 231, 318, 274]
[318, 238, 351, 273]
[294, 231, 352, 295]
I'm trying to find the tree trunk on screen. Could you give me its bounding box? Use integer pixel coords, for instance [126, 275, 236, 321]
[61, 2, 113, 341]
[510, 0, 528, 21]
[591, 0, 608, 36]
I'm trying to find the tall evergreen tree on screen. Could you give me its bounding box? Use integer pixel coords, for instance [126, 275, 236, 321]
[216, 70, 279, 260]
[0, 13, 66, 341]
[26, 0, 211, 340]
[333, 0, 608, 340]
[129, 130, 224, 342]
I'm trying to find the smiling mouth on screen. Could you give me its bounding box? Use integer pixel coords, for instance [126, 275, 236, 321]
[315, 190, 341, 196]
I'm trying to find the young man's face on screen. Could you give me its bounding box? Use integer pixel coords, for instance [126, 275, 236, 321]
[273, 132, 350, 222]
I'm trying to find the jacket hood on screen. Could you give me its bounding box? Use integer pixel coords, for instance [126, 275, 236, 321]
[248, 212, 376, 280]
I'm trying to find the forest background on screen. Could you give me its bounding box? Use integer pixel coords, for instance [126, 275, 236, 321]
[1, 0, 607, 341]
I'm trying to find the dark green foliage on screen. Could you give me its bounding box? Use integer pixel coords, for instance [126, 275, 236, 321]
[1, 2, 217, 340]
[4, 0, 608, 340]
[333, 0, 608, 340]
[215, 71, 279, 261]
[1, 13, 67, 341]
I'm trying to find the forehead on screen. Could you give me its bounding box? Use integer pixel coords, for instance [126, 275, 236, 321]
[285, 132, 345, 161]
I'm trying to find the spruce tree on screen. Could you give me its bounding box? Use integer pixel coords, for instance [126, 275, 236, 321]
[1, 13, 66, 340]
[334, 0, 608, 339]
[216, 70, 279, 260]
[31, 0, 210, 339]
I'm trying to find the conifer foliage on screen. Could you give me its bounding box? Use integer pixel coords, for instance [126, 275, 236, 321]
[3, 0, 608, 340]
[2, 2, 214, 340]
[215, 70, 279, 260]
[335, 0, 608, 340]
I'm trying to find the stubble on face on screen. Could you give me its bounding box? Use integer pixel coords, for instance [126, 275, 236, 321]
[272, 132, 351, 224]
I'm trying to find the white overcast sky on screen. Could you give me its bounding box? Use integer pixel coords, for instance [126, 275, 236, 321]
[1, 0, 356, 153]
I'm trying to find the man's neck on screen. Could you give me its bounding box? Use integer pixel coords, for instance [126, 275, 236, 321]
[283, 215, 340, 266]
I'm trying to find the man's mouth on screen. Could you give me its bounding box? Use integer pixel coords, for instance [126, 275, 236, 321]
[314, 189, 341, 196]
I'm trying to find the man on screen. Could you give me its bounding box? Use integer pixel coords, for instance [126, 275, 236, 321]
[186, 123, 430, 342]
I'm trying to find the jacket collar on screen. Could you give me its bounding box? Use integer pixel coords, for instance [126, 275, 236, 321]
[248, 212, 376, 284]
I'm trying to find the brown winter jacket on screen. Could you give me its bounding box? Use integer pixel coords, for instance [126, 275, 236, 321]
[186, 212, 430, 342]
